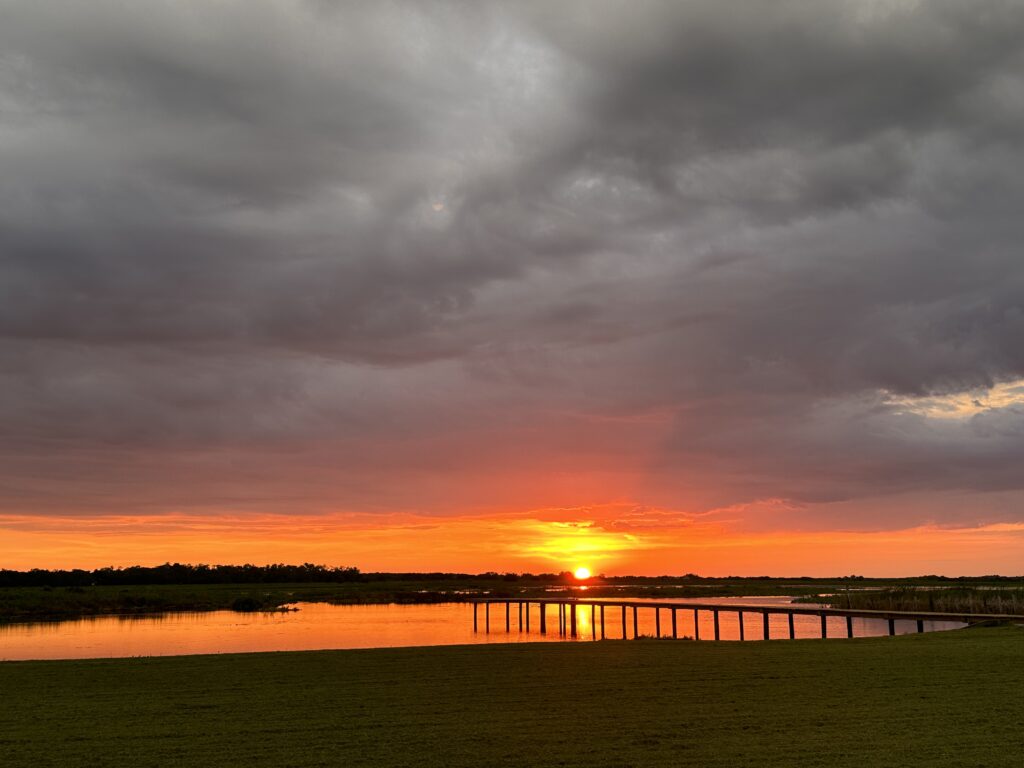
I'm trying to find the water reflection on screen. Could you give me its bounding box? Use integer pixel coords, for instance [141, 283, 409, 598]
[0, 596, 966, 661]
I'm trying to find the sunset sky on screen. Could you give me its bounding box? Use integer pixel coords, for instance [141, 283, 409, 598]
[2, 1, 1024, 575]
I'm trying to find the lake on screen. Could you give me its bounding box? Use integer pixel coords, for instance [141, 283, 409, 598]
[0, 596, 966, 661]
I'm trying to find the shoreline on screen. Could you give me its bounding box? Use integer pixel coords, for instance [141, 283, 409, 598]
[3, 626, 1021, 767]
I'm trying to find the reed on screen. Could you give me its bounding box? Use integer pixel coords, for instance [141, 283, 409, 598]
[813, 586, 1024, 615]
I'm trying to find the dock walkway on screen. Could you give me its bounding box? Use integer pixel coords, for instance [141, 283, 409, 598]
[469, 597, 1024, 640]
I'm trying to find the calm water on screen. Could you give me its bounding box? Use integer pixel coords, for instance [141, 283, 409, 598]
[0, 596, 966, 661]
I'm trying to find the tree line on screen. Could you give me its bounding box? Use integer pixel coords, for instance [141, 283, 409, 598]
[0, 563, 362, 587]
[1, 565, 1018, 588]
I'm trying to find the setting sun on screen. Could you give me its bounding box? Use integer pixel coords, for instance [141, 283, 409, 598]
[574, 566, 592, 580]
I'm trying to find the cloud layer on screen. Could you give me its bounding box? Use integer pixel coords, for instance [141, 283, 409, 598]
[2, 1, 1024, 544]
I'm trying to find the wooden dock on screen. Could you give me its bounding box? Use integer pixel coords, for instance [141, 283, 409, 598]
[469, 597, 1023, 640]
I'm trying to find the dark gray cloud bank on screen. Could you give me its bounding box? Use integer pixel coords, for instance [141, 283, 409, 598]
[2, 0, 1024, 530]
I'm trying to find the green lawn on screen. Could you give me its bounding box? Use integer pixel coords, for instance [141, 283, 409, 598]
[1, 627, 1022, 767]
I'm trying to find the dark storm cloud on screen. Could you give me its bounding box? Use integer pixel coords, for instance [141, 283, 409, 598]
[2, 0, 1024, 524]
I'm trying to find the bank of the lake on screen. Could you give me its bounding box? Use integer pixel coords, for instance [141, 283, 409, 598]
[7, 576, 1023, 623]
[2, 625, 1022, 768]
[0, 579, 836, 622]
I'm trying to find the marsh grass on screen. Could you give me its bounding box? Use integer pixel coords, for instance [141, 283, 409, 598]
[814, 586, 1024, 614]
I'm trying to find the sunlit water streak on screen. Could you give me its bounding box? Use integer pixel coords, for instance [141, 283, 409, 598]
[0, 596, 966, 661]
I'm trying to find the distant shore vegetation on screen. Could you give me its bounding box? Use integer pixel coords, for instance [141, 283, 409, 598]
[4, 563, 1024, 589]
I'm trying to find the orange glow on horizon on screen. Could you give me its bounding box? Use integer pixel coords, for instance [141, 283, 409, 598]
[2, 509, 1024, 576]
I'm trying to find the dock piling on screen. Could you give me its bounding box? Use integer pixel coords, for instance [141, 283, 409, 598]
[469, 598, 1001, 644]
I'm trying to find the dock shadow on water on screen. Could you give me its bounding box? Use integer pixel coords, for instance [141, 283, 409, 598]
[0, 597, 966, 661]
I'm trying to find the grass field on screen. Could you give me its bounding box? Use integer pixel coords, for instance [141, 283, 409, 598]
[1, 626, 1021, 767]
